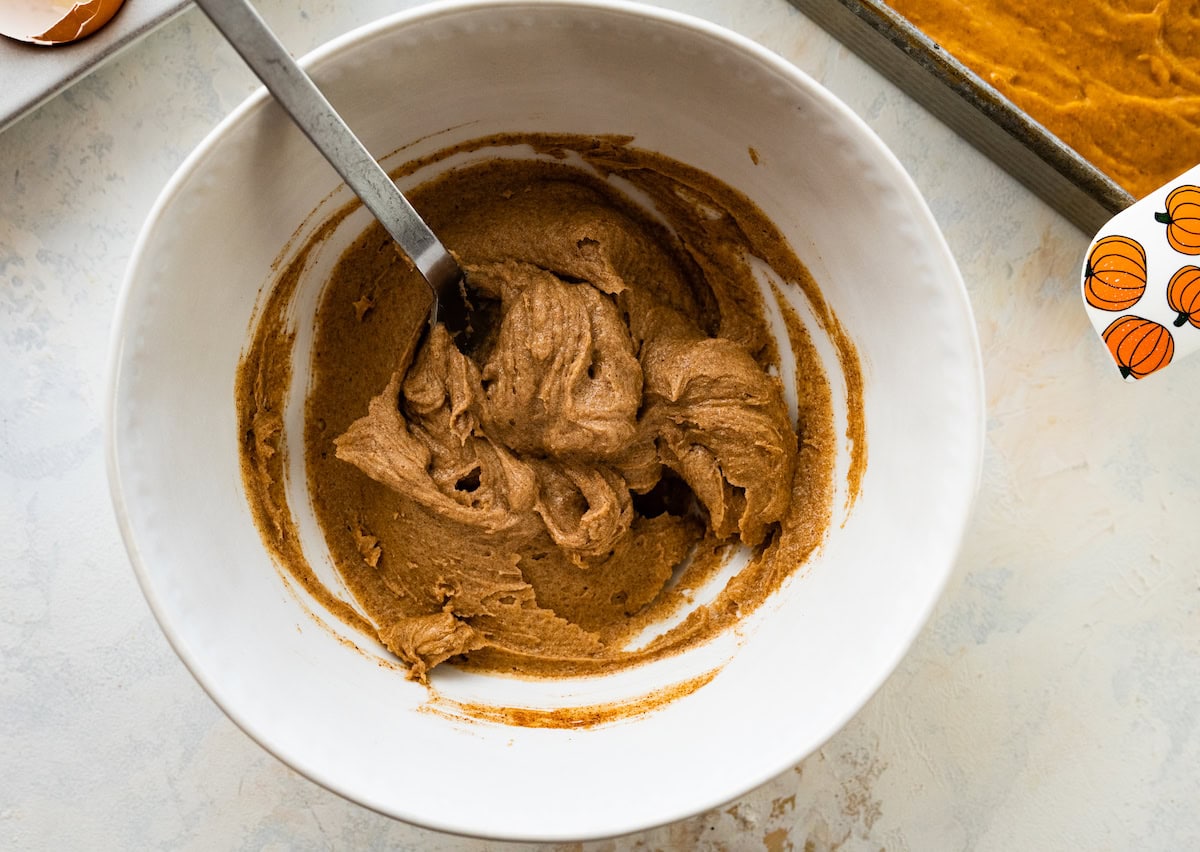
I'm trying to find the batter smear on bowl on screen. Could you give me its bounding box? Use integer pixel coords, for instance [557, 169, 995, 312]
[238, 134, 863, 683]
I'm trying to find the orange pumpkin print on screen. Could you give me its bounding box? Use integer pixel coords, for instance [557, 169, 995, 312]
[1155, 184, 1200, 255]
[1167, 265, 1200, 329]
[1084, 235, 1147, 311]
[1102, 316, 1174, 379]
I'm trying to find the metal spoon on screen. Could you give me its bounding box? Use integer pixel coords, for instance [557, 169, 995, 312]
[193, 0, 469, 335]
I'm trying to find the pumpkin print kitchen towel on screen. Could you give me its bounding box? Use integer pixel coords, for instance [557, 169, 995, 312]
[1083, 163, 1200, 381]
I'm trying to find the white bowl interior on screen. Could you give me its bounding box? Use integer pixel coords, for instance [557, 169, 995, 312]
[108, 0, 982, 841]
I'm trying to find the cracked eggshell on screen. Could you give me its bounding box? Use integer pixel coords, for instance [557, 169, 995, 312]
[0, 0, 126, 46]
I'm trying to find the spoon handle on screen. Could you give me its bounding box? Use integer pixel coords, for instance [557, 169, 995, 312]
[193, 0, 461, 320]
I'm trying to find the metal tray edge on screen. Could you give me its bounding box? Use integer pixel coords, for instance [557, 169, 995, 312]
[0, 1, 191, 136]
[789, 0, 1135, 234]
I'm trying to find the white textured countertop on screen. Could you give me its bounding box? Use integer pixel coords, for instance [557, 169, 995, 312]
[3, 1, 1199, 849]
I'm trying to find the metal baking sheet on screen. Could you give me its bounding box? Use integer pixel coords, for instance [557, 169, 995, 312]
[0, 0, 189, 134]
[789, 0, 1135, 234]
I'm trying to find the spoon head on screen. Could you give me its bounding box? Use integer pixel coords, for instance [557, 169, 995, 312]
[432, 271, 470, 337]
[458, 289, 502, 358]
[434, 272, 503, 359]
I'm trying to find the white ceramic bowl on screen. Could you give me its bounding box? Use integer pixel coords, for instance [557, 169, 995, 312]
[107, 0, 983, 841]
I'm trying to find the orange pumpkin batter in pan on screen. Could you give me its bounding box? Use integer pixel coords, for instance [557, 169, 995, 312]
[887, 0, 1200, 198]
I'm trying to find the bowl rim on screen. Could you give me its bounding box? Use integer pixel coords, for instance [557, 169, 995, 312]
[105, 0, 985, 841]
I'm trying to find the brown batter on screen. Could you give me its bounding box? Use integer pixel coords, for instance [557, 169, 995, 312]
[238, 134, 864, 684]
[887, 0, 1200, 198]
